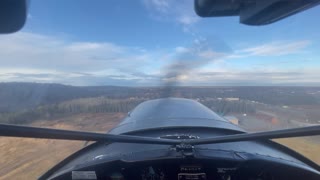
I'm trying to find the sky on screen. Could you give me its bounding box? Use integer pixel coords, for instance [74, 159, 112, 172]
[0, 0, 320, 86]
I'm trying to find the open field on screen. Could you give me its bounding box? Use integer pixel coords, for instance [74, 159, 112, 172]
[0, 113, 125, 180]
[0, 112, 319, 179]
[274, 137, 320, 165]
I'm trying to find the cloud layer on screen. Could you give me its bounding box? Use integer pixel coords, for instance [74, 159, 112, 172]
[0, 32, 317, 86]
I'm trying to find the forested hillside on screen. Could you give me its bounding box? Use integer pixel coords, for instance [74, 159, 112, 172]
[0, 82, 141, 112]
[1, 82, 320, 124]
[1, 83, 320, 113]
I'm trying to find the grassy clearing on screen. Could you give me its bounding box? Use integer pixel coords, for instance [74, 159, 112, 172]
[274, 137, 320, 165]
[0, 113, 124, 180]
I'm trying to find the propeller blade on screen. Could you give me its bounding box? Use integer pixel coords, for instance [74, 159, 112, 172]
[0, 123, 180, 145]
[189, 125, 320, 145]
[160, 36, 231, 98]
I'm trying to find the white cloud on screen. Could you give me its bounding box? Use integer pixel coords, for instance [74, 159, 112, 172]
[0, 32, 161, 85]
[198, 50, 225, 59]
[27, 13, 33, 19]
[66, 42, 119, 52]
[175, 46, 188, 53]
[234, 40, 310, 57]
[142, 0, 200, 26]
[144, 0, 170, 13]
[0, 32, 152, 70]
[177, 15, 199, 25]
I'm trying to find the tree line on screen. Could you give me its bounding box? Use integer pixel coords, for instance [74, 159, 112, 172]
[0, 97, 257, 124]
[201, 99, 256, 115]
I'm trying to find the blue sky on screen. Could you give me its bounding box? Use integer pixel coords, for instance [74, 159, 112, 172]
[0, 0, 320, 86]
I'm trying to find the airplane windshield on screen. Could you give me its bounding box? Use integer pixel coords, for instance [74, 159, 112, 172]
[0, 1, 319, 179]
